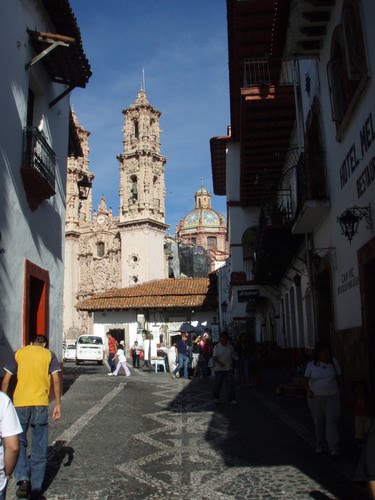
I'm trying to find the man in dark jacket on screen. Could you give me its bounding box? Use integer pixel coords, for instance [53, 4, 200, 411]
[171, 333, 189, 379]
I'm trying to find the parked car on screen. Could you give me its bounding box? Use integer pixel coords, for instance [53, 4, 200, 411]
[63, 344, 76, 362]
[75, 335, 104, 365]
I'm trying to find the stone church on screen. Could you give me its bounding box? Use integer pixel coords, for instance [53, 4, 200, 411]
[63, 89, 227, 341]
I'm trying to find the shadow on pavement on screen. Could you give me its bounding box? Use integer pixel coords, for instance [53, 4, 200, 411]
[62, 364, 105, 394]
[165, 378, 366, 500]
[43, 440, 74, 492]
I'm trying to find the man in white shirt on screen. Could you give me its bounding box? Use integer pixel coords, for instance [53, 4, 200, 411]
[0, 392, 23, 500]
[212, 331, 237, 405]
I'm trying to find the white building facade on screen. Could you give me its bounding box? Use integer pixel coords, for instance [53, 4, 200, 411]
[211, 0, 375, 397]
[0, 0, 91, 367]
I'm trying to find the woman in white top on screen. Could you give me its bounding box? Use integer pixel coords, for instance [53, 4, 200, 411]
[304, 343, 342, 457]
[108, 345, 130, 377]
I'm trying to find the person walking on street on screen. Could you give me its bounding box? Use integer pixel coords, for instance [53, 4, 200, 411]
[0, 392, 22, 500]
[303, 342, 342, 457]
[191, 334, 203, 378]
[172, 333, 189, 379]
[108, 345, 130, 377]
[212, 331, 237, 405]
[130, 340, 141, 368]
[1, 335, 61, 499]
[106, 332, 118, 374]
[201, 333, 213, 378]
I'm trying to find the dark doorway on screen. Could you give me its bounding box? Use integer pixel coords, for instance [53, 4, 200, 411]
[314, 267, 334, 346]
[108, 329, 125, 345]
[361, 257, 375, 407]
[29, 275, 46, 340]
[24, 260, 49, 345]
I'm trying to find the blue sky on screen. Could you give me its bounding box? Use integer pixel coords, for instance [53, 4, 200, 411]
[70, 0, 229, 232]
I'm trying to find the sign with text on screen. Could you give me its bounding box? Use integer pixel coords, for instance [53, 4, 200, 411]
[238, 289, 259, 302]
[339, 110, 375, 199]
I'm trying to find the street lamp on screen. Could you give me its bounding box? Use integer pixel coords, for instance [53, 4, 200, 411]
[77, 173, 92, 200]
[337, 205, 372, 243]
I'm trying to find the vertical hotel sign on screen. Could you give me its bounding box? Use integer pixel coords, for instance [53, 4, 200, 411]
[339, 110, 375, 198]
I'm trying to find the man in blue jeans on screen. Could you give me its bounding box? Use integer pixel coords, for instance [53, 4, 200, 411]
[1, 335, 61, 499]
[172, 333, 189, 379]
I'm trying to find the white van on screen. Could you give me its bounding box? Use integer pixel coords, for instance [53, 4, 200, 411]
[76, 335, 104, 365]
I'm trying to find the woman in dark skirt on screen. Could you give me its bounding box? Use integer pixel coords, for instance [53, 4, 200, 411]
[355, 422, 375, 498]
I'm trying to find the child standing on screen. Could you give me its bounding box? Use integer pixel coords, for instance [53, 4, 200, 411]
[352, 381, 372, 445]
[108, 345, 130, 377]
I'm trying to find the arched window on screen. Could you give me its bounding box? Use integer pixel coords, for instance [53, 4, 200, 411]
[327, 0, 368, 130]
[207, 236, 217, 249]
[342, 0, 367, 81]
[97, 242, 105, 257]
[134, 120, 139, 139]
[327, 26, 351, 123]
[130, 175, 138, 203]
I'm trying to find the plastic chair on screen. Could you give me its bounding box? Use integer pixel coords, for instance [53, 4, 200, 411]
[153, 357, 166, 372]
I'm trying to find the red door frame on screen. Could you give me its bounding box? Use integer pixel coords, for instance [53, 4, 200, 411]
[23, 260, 50, 345]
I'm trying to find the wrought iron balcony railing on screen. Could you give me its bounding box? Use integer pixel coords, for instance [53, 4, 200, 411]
[23, 126, 56, 189]
[21, 127, 56, 210]
[255, 189, 304, 284]
[243, 58, 297, 88]
[259, 189, 295, 229]
[296, 151, 328, 212]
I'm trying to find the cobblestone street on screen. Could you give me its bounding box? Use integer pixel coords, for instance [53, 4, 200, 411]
[9, 364, 366, 500]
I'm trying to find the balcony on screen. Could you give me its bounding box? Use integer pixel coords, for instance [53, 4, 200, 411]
[21, 127, 56, 210]
[254, 191, 304, 284]
[243, 58, 296, 88]
[292, 151, 330, 234]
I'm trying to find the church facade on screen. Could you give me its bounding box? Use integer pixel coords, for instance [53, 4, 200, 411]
[63, 90, 228, 342]
[63, 90, 167, 341]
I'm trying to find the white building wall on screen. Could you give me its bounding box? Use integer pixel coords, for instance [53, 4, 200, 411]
[226, 141, 241, 202]
[0, 0, 76, 365]
[303, 0, 375, 331]
[63, 237, 80, 337]
[92, 309, 218, 350]
[120, 227, 167, 287]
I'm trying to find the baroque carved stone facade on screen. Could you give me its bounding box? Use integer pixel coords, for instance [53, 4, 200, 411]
[63, 90, 168, 341]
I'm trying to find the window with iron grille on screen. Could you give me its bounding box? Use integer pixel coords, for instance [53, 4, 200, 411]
[327, 0, 368, 131]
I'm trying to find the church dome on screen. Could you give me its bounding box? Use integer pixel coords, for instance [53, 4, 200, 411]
[178, 185, 226, 231]
[183, 208, 222, 228]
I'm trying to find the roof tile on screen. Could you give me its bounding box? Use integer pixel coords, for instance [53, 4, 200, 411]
[76, 278, 217, 311]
